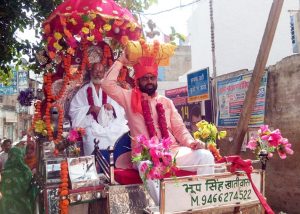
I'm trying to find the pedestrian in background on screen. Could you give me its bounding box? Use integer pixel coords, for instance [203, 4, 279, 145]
[0, 139, 12, 171]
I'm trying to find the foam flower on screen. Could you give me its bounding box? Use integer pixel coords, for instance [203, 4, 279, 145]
[54, 32, 63, 40]
[81, 27, 90, 34]
[246, 137, 259, 150]
[247, 125, 293, 159]
[277, 138, 294, 159]
[103, 24, 111, 32]
[67, 129, 80, 142]
[132, 135, 177, 181]
[53, 42, 63, 51]
[193, 120, 227, 161]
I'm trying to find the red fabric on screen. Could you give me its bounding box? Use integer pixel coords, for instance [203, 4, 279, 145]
[133, 57, 158, 80]
[102, 90, 107, 105]
[131, 88, 143, 115]
[43, 0, 141, 42]
[87, 87, 98, 122]
[114, 168, 143, 185]
[218, 156, 274, 214]
[114, 168, 196, 185]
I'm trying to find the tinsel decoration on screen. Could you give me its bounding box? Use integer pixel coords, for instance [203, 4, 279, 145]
[17, 88, 35, 106]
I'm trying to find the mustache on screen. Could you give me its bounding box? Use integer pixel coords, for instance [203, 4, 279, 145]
[146, 83, 155, 87]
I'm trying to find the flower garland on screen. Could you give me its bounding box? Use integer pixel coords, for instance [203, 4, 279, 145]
[193, 120, 227, 161]
[32, 100, 42, 131]
[45, 103, 64, 144]
[59, 160, 69, 214]
[141, 99, 169, 139]
[101, 44, 113, 67]
[156, 103, 169, 139]
[141, 99, 156, 138]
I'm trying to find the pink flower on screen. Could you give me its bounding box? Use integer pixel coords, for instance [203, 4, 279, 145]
[149, 148, 161, 165]
[162, 153, 172, 166]
[68, 129, 80, 142]
[267, 152, 273, 158]
[246, 137, 258, 150]
[148, 167, 162, 179]
[148, 163, 166, 179]
[140, 162, 150, 173]
[277, 138, 294, 159]
[136, 135, 148, 146]
[132, 144, 143, 155]
[162, 137, 172, 149]
[258, 125, 270, 136]
[267, 129, 282, 147]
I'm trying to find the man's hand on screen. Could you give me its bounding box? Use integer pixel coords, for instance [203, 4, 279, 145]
[89, 105, 101, 116]
[103, 103, 113, 111]
[117, 51, 131, 66]
[189, 140, 206, 150]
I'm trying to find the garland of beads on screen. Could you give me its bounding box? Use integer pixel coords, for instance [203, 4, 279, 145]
[59, 160, 69, 214]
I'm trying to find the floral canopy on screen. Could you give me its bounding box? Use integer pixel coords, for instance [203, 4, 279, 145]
[42, 0, 142, 59]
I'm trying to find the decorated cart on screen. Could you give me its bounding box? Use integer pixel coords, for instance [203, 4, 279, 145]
[22, 0, 293, 214]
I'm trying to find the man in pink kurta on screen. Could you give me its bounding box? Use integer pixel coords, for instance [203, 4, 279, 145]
[101, 53, 214, 205]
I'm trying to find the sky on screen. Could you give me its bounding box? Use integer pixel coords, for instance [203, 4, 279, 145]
[142, 0, 200, 40]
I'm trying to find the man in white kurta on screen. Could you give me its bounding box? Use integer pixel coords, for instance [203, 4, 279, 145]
[69, 63, 129, 155]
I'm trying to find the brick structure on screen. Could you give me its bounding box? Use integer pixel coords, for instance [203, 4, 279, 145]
[217, 54, 300, 213]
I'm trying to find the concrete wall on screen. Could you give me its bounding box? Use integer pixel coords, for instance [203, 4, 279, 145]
[164, 45, 191, 81]
[264, 54, 300, 213]
[218, 54, 300, 213]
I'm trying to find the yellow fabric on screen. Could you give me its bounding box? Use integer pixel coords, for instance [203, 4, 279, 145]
[125, 41, 176, 66]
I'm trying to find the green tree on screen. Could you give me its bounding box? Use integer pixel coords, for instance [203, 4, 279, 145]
[0, 0, 62, 84]
[0, 0, 157, 83]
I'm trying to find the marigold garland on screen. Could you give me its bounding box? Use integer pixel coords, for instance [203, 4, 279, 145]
[208, 144, 222, 162]
[32, 100, 42, 131]
[45, 103, 64, 144]
[59, 160, 69, 214]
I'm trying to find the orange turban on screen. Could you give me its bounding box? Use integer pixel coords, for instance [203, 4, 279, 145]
[131, 56, 158, 114]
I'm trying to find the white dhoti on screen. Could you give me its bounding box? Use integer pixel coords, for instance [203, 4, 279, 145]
[137, 148, 214, 205]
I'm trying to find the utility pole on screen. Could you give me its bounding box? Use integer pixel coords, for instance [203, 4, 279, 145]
[209, 0, 217, 123]
[232, 0, 284, 154]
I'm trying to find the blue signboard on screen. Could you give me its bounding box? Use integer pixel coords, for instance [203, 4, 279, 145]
[0, 70, 28, 95]
[187, 68, 210, 103]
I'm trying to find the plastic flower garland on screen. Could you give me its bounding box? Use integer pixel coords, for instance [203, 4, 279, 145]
[193, 120, 227, 161]
[132, 136, 178, 181]
[246, 125, 294, 159]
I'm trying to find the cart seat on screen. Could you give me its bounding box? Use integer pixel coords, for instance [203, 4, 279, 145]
[94, 132, 196, 185]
